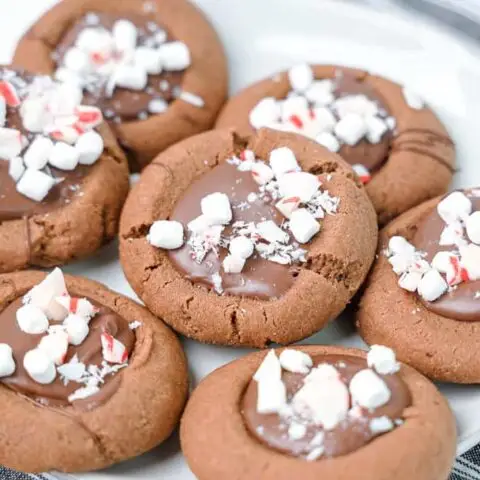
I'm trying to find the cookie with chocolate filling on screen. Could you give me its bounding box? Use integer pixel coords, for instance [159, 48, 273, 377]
[180, 345, 456, 480]
[119, 127, 377, 347]
[0, 67, 129, 273]
[216, 64, 455, 225]
[0, 268, 188, 473]
[13, 0, 228, 170]
[357, 188, 480, 382]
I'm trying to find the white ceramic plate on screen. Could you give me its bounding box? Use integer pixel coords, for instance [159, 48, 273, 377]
[2, 0, 480, 478]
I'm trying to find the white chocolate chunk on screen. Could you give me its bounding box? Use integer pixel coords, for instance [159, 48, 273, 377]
[367, 345, 400, 375]
[437, 191, 472, 225]
[147, 220, 184, 249]
[23, 136, 54, 170]
[279, 349, 313, 374]
[23, 348, 56, 384]
[288, 64, 314, 92]
[75, 131, 104, 165]
[0, 344, 15, 377]
[229, 236, 254, 259]
[269, 147, 300, 177]
[201, 192, 232, 225]
[16, 304, 49, 334]
[349, 369, 391, 409]
[417, 269, 448, 302]
[289, 208, 320, 244]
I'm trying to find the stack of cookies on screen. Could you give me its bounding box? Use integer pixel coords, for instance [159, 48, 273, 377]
[0, 0, 469, 479]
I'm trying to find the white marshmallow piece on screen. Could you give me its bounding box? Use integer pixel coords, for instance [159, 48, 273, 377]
[402, 87, 425, 110]
[305, 80, 334, 106]
[280, 95, 309, 124]
[251, 162, 274, 185]
[249, 97, 281, 129]
[334, 113, 367, 146]
[63, 47, 91, 73]
[16, 169, 55, 202]
[288, 64, 314, 92]
[256, 377, 287, 414]
[16, 304, 49, 334]
[20, 97, 48, 133]
[0, 127, 23, 160]
[275, 196, 301, 219]
[278, 171, 320, 203]
[201, 192, 232, 225]
[335, 95, 378, 119]
[158, 41, 191, 71]
[8, 156, 25, 182]
[432, 251, 456, 274]
[113, 20, 138, 52]
[279, 349, 313, 374]
[229, 236, 254, 259]
[23, 136, 54, 170]
[269, 147, 300, 177]
[23, 349, 56, 384]
[113, 64, 148, 91]
[253, 350, 282, 382]
[0, 97, 5, 127]
[48, 142, 80, 171]
[187, 214, 212, 235]
[75, 28, 113, 53]
[460, 244, 480, 281]
[311, 107, 336, 133]
[439, 221, 466, 247]
[0, 344, 15, 377]
[388, 236, 415, 256]
[26, 268, 68, 321]
[75, 131, 104, 165]
[223, 254, 246, 273]
[134, 47, 162, 75]
[365, 116, 388, 144]
[64, 314, 90, 346]
[417, 269, 448, 302]
[147, 220, 184, 249]
[101, 333, 128, 364]
[398, 271, 422, 292]
[367, 345, 400, 375]
[289, 208, 320, 244]
[38, 330, 69, 365]
[349, 369, 391, 409]
[466, 211, 480, 245]
[437, 191, 472, 225]
[257, 220, 289, 244]
[316, 132, 340, 152]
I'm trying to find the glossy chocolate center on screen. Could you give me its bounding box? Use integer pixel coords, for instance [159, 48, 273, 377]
[1, 296, 135, 408]
[242, 354, 411, 459]
[413, 190, 480, 321]
[55, 12, 184, 123]
[168, 162, 299, 299]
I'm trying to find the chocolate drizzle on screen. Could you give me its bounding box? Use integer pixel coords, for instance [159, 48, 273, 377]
[241, 354, 411, 459]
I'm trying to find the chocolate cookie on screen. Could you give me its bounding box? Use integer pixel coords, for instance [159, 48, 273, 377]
[216, 64, 455, 225]
[0, 268, 188, 473]
[180, 345, 456, 480]
[0, 67, 129, 272]
[120, 127, 377, 347]
[357, 188, 480, 382]
[13, 0, 228, 170]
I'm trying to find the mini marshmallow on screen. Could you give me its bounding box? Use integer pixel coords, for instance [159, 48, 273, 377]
[402, 87, 424, 110]
[279, 349, 313, 374]
[439, 221, 466, 247]
[460, 244, 480, 280]
[249, 97, 281, 129]
[289, 208, 320, 244]
[154, 29, 168, 45]
[158, 41, 191, 71]
[256, 377, 287, 414]
[365, 116, 388, 144]
[75, 131, 104, 165]
[335, 95, 378, 119]
[16, 168, 55, 202]
[201, 192, 232, 225]
[288, 64, 314, 92]
[0, 127, 23, 160]
[257, 220, 289, 244]
[48, 142, 80, 171]
[388, 236, 415, 256]
[229, 236, 254, 259]
[280, 95, 309, 124]
[304, 363, 339, 383]
[8, 156, 25, 182]
[101, 333, 128, 364]
[398, 271, 423, 292]
[278, 171, 320, 202]
[16, 304, 49, 335]
[64, 314, 90, 346]
[23, 136, 54, 170]
[112, 64, 148, 91]
[304, 80, 334, 106]
[76, 27, 113, 53]
[367, 345, 400, 375]
[23, 348, 56, 384]
[417, 269, 448, 302]
[251, 162, 274, 185]
[370, 416, 394, 434]
[311, 107, 336, 133]
[223, 254, 246, 273]
[388, 253, 413, 275]
[334, 113, 367, 146]
[147, 220, 184, 249]
[0, 344, 15, 377]
[113, 19, 138, 52]
[288, 423, 307, 440]
[26, 268, 68, 321]
[20, 97, 48, 133]
[134, 47, 162, 75]
[187, 215, 212, 234]
[269, 147, 300, 177]
[432, 251, 456, 274]
[316, 132, 340, 152]
[275, 196, 301, 219]
[148, 98, 168, 114]
[466, 211, 480, 245]
[253, 349, 282, 382]
[38, 330, 69, 365]
[437, 191, 472, 225]
[349, 369, 391, 409]
[63, 47, 91, 73]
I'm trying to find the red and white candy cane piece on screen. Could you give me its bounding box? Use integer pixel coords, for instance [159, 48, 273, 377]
[101, 333, 128, 364]
[289, 114, 304, 129]
[275, 196, 301, 219]
[75, 106, 103, 128]
[0, 81, 20, 107]
[47, 126, 80, 145]
[239, 149, 255, 163]
[251, 162, 274, 185]
[352, 164, 371, 184]
[446, 256, 469, 286]
[56, 295, 98, 321]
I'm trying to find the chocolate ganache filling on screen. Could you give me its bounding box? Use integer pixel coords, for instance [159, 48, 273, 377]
[242, 354, 411, 459]
[0, 296, 134, 408]
[54, 12, 186, 123]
